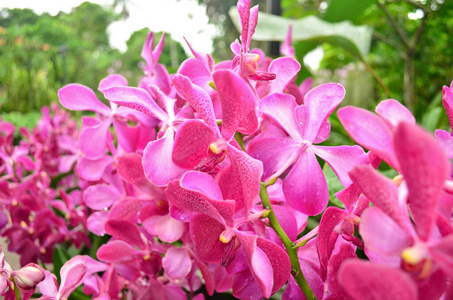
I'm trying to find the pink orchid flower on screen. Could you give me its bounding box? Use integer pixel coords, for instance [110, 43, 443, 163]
[338, 99, 415, 170]
[139, 32, 172, 95]
[58, 74, 156, 159]
[165, 171, 291, 299]
[231, 0, 276, 81]
[37, 256, 87, 300]
[349, 122, 452, 297]
[248, 83, 368, 215]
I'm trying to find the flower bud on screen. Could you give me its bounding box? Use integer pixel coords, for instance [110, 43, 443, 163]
[11, 264, 45, 290]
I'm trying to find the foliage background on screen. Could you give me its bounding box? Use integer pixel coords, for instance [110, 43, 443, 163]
[0, 0, 451, 132]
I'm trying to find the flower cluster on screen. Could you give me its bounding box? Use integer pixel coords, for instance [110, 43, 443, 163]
[0, 0, 452, 299]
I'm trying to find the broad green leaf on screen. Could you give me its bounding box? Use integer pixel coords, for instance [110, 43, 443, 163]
[323, 163, 345, 209]
[229, 8, 373, 59]
[323, 0, 377, 23]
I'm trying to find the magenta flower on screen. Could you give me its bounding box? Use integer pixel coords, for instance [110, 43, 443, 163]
[435, 81, 453, 158]
[37, 256, 87, 300]
[177, 38, 217, 97]
[0, 246, 14, 300]
[58, 74, 156, 159]
[338, 99, 415, 170]
[339, 260, 418, 300]
[103, 84, 190, 186]
[165, 171, 290, 299]
[171, 70, 260, 190]
[442, 80, 453, 129]
[349, 122, 452, 296]
[139, 32, 172, 95]
[248, 83, 368, 215]
[231, 0, 276, 81]
[11, 263, 45, 300]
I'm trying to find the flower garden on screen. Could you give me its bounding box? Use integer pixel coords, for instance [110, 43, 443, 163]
[0, 0, 452, 299]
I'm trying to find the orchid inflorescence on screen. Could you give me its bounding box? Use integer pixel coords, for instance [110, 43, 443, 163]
[0, 0, 452, 299]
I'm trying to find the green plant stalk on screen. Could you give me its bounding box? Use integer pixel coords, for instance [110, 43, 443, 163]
[259, 183, 316, 300]
[12, 280, 21, 300]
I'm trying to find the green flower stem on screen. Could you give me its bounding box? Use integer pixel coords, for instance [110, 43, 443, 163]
[260, 182, 317, 300]
[12, 281, 20, 300]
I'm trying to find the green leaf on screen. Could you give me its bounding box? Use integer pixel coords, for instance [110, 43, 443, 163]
[322, 163, 345, 209]
[380, 168, 398, 179]
[229, 8, 373, 59]
[421, 106, 442, 132]
[323, 0, 377, 23]
[53, 245, 71, 282]
[69, 287, 92, 300]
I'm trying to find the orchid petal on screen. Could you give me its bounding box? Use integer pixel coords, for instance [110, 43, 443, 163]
[429, 234, 453, 278]
[166, 171, 234, 225]
[78, 155, 113, 181]
[141, 32, 156, 66]
[103, 86, 168, 124]
[58, 84, 111, 115]
[313, 145, 368, 187]
[98, 74, 128, 93]
[259, 93, 302, 140]
[280, 25, 295, 58]
[339, 260, 418, 300]
[375, 99, 415, 128]
[155, 214, 185, 243]
[255, 236, 291, 295]
[327, 241, 357, 295]
[349, 165, 404, 227]
[172, 75, 218, 134]
[84, 184, 121, 210]
[172, 120, 217, 170]
[359, 207, 412, 257]
[97, 240, 140, 262]
[317, 207, 347, 279]
[79, 119, 111, 159]
[337, 106, 398, 169]
[435, 129, 453, 159]
[104, 220, 145, 249]
[232, 268, 264, 300]
[213, 69, 258, 140]
[394, 122, 449, 241]
[178, 57, 214, 92]
[87, 211, 109, 236]
[268, 57, 301, 94]
[303, 83, 344, 142]
[162, 247, 192, 280]
[218, 144, 263, 215]
[109, 198, 143, 221]
[236, 234, 273, 298]
[142, 128, 183, 187]
[313, 121, 331, 144]
[247, 135, 300, 180]
[283, 148, 328, 215]
[237, 110, 259, 135]
[58, 256, 87, 300]
[190, 214, 225, 263]
[442, 85, 453, 129]
[117, 153, 145, 184]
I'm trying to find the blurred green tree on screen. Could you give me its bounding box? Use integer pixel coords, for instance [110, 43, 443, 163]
[271, 0, 451, 118]
[0, 2, 121, 113]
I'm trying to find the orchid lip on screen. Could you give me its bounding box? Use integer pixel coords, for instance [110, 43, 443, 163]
[401, 242, 428, 265]
[208, 139, 228, 154]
